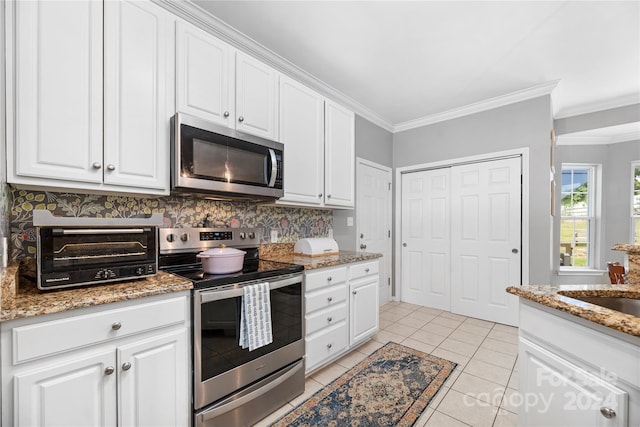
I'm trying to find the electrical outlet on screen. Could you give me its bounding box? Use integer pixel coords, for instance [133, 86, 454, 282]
[347, 217, 354, 227]
[270, 229, 278, 242]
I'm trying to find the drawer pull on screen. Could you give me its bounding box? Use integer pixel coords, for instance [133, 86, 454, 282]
[327, 297, 333, 302]
[353, 290, 357, 295]
[122, 362, 132, 371]
[327, 343, 332, 349]
[365, 268, 370, 273]
[111, 322, 122, 331]
[104, 366, 115, 376]
[600, 407, 616, 419]
[327, 317, 333, 322]
[327, 276, 332, 282]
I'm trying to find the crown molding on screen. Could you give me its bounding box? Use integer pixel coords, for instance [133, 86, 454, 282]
[393, 80, 560, 133]
[154, 0, 394, 132]
[554, 94, 640, 119]
[556, 131, 640, 146]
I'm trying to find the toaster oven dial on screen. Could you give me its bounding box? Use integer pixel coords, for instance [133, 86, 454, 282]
[166, 233, 177, 243]
[180, 233, 189, 242]
[96, 269, 116, 280]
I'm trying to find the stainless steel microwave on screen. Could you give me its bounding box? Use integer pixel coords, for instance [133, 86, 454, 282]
[171, 113, 284, 200]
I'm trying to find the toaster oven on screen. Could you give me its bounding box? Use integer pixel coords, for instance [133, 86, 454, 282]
[33, 211, 163, 290]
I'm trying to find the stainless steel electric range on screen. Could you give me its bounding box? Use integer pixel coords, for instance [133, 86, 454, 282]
[159, 227, 305, 427]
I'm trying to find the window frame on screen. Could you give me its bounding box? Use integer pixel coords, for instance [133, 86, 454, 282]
[632, 161, 640, 244]
[558, 163, 602, 272]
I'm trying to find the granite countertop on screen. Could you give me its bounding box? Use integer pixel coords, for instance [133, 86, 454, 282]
[507, 284, 640, 337]
[1, 260, 193, 322]
[260, 242, 382, 269]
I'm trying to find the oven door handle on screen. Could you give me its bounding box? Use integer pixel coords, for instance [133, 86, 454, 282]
[199, 360, 303, 422]
[57, 228, 146, 235]
[199, 274, 302, 303]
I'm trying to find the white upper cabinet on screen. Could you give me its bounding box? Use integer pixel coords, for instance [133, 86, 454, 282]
[324, 100, 355, 208]
[235, 51, 279, 140]
[104, 0, 173, 192]
[278, 75, 325, 206]
[6, 0, 172, 195]
[8, 0, 104, 184]
[175, 20, 235, 127]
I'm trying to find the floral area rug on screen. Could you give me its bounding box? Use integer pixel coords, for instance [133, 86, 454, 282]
[269, 342, 457, 427]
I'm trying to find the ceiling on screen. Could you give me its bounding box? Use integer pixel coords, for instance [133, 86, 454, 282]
[192, 1, 640, 135]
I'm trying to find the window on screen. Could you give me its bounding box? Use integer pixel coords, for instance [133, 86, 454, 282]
[560, 165, 598, 268]
[633, 163, 640, 244]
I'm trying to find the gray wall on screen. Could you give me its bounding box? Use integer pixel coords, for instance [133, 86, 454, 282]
[554, 104, 640, 135]
[333, 115, 393, 251]
[554, 140, 640, 284]
[393, 96, 554, 285]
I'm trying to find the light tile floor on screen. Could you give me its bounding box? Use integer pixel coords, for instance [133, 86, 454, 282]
[256, 301, 519, 427]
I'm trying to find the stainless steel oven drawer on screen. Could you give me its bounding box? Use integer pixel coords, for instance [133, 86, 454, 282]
[195, 359, 304, 427]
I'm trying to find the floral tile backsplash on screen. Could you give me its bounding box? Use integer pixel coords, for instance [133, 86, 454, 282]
[10, 188, 332, 259]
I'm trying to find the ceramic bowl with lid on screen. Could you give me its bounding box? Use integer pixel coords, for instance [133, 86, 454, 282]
[196, 245, 246, 274]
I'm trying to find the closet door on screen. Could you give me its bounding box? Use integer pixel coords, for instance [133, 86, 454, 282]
[400, 168, 451, 310]
[450, 157, 521, 326]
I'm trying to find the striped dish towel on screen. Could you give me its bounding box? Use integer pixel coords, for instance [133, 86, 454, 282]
[239, 282, 273, 351]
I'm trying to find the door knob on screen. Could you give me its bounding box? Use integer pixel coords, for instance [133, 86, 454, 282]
[600, 407, 616, 419]
[122, 362, 132, 371]
[111, 322, 122, 331]
[106, 164, 116, 171]
[238, 116, 244, 122]
[360, 243, 367, 250]
[223, 111, 230, 117]
[92, 162, 102, 169]
[104, 366, 115, 376]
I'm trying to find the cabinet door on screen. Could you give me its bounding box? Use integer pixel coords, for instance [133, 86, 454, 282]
[103, 0, 172, 193]
[350, 277, 379, 344]
[519, 337, 628, 427]
[9, 0, 103, 184]
[118, 329, 189, 427]
[235, 51, 279, 140]
[14, 350, 117, 427]
[278, 75, 325, 205]
[324, 100, 355, 208]
[176, 20, 235, 127]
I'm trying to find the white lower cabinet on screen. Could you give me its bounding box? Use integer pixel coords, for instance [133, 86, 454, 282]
[1, 292, 190, 427]
[518, 300, 640, 427]
[304, 260, 380, 374]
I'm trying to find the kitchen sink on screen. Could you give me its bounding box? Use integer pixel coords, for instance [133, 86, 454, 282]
[573, 296, 640, 317]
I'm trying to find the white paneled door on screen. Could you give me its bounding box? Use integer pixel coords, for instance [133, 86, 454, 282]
[401, 156, 521, 325]
[401, 168, 451, 310]
[356, 159, 392, 305]
[450, 157, 521, 326]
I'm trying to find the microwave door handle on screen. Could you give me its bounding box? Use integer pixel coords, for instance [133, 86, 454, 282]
[267, 148, 277, 188]
[60, 228, 146, 235]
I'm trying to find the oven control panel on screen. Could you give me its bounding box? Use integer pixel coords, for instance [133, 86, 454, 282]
[159, 227, 260, 254]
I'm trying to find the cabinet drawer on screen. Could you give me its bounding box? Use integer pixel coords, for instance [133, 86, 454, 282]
[305, 303, 347, 335]
[305, 321, 348, 371]
[305, 284, 346, 313]
[305, 267, 347, 292]
[349, 261, 379, 280]
[12, 296, 188, 364]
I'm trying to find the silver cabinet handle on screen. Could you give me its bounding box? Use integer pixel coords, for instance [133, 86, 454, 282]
[104, 366, 115, 375]
[600, 407, 616, 419]
[327, 276, 332, 282]
[327, 194, 331, 198]
[365, 268, 370, 273]
[106, 164, 116, 171]
[318, 193, 323, 198]
[111, 322, 122, 331]
[360, 244, 367, 250]
[238, 116, 244, 122]
[122, 362, 132, 371]
[403, 243, 407, 247]
[352, 290, 357, 295]
[92, 162, 102, 169]
[327, 317, 332, 322]
[327, 343, 332, 349]
[223, 111, 230, 117]
[512, 248, 519, 254]
[327, 297, 333, 302]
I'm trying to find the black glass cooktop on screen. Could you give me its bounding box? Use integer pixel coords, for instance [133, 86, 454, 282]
[159, 247, 303, 289]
